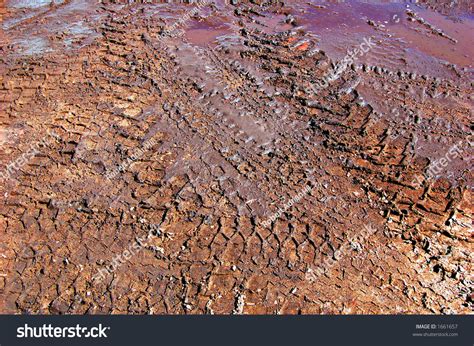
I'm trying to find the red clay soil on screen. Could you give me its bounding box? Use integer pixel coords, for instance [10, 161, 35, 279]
[0, 0, 472, 314]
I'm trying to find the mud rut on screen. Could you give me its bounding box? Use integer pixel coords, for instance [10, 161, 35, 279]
[0, 1, 472, 314]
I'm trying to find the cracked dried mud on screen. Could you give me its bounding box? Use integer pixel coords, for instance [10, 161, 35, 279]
[0, 0, 472, 314]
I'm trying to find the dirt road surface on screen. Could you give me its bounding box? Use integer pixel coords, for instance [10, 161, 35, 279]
[0, 0, 472, 314]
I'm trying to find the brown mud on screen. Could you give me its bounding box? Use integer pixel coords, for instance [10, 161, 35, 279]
[0, 0, 472, 314]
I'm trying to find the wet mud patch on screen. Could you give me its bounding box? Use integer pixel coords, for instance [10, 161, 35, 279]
[0, 0, 472, 315]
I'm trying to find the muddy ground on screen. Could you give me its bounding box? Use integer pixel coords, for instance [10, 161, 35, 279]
[0, 0, 472, 314]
